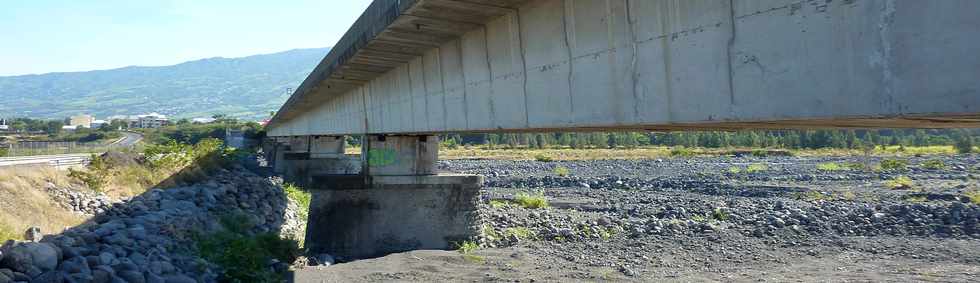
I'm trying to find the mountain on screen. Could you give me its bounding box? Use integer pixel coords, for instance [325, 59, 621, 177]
[0, 48, 329, 120]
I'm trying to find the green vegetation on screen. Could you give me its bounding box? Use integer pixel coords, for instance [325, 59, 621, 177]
[885, 176, 915, 190]
[534, 154, 554, 162]
[553, 166, 570, 177]
[488, 199, 509, 209]
[920, 159, 946, 170]
[284, 183, 311, 220]
[954, 130, 975, 154]
[746, 163, 768, 173]
[966, 191, 980, 205]
[797, 191, 830, 201]
[142, 120, 264, 146]
[670, 147, 696, 157]
[439, 129, 980, 153]
[504, 227, 536, 241]
[514, 192, 549, 209]
[879, 159, 909, 171]
[194, 213, 300, 282]
[67, 154, 112, 192]
[727, 167, 742, 174]
[817, 162, 846, 171]
[712, 208, 730, 221]
[904, 195, 928, 203]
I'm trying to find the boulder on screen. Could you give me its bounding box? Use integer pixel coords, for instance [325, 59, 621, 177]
[23, 227, 43, 243]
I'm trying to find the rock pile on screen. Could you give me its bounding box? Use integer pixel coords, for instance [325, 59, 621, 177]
[0, 166, 302, 283]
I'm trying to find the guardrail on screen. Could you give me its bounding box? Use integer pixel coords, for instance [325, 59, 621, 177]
[0, 154, 92, 169]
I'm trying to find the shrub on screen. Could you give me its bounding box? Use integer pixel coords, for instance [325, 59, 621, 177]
[954, 134, 974, 154]
[966, 191, 980, 205]
[515, 192, 549, 209]
[455, 241, 479, 254]
[817, 163, 845, 171]
[534, 154, 554, 162]
[920, 159, 946, 170]
[727, 166, 742, 174]
[488, 199, 509, 209]
[195, 213, 300, 282]
[885, 175, 914, 190]
[504, 227, 536, 240]
[746, 163, 768, 173]
[0, 147, 7, 157]
[879, 159, 909, 171]
[68, 154, 112, 192]
[712, 208, 730, 221]
[670, 147, 695, 157]
[553, 166, 570, 177]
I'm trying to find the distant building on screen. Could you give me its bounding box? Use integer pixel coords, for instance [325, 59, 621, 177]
[0, 118, 8, 131]
[69, 115, 95, 128]
[90, 120, 108, 129]
[192, 117, 216, 124]
[62, 125, 79, 131]
[130, 113, 170, 129]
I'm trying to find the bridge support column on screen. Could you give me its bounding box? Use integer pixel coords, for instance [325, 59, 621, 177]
[305, 135, 482, 260]
[281, 136, 359, 186]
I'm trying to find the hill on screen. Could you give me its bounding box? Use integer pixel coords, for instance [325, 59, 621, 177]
[0, 48, 329, 120]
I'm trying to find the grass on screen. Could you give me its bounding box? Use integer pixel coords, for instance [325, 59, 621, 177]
[885, 176, 915, 190]
[727, 167, 742, 174]
[798, 191, 830, 201]
[534, 154, 554, 162]
[283, 183, 311, 218]
[905, 196, 929, 203]
[746, 163, 768, 173]
[489, 199, 509, 209]
[504, 227, 536, 241]
[966, 191, 980, 205]
[0, 167, 87, 240]
[920, 159, 946, 170]
[817, 162, 845, 171]
[454, 240, 485, 263]
[880, 158, 909, 171]
[712, 208, 730, 221]
[514, 192, 549, 209]
[553, 166, 570, 177]
[0, 221, 21, 242]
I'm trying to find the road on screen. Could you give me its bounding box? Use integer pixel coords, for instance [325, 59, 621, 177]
[0, 132, 143, 168]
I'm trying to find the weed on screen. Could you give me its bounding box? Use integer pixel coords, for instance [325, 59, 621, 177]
[712, 208, 730, 221]
[904, 195, 928, 203]
[670, 147, 695, 157]
[691, 214, 709, 223]
[880, 159, 909, 171]
[194, 213, 300, 282]
[920, 159, 946, 170]
[489, 199, 509, 209]
[885, 176, 915, 190]
[534, 154, 554, 162]
[514, 192, 549, 209]
[283, 183, 311, 216]
[727, 167, 742, 174]
[504, 227, 536, 240]
[839, 191, 858, 201]
[746, 163, 768, 173]
[455, 241, 480, 254]
[67, 154, 112, 192]
[798, 191, 829, 201]
[598, 227, 614, 240]
[553, 166, 571, 177]
[966, 191, 980, 205]
[482, 224, 502, 242]
[817, 163, 845, 171]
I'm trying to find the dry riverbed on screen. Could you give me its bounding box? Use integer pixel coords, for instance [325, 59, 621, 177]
[296, 155, 980, 282]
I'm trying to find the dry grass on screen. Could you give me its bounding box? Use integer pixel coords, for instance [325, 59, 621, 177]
[0, 167, 88, 241]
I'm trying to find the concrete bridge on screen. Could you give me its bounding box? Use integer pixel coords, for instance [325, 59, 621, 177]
[265, 0, 980, 259]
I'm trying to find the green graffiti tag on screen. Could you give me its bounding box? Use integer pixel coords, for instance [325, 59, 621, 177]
[367, 148, 397, 167]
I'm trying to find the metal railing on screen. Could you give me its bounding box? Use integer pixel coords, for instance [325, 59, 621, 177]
[1, 141, 122, 157]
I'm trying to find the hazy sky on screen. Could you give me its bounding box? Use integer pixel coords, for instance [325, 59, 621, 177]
[0, 0, 372, 76]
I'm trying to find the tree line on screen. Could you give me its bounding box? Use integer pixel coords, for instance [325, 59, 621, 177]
[439, 129, 978, 153]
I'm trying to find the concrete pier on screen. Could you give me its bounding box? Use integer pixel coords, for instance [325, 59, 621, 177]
[291, 135, 482, 259]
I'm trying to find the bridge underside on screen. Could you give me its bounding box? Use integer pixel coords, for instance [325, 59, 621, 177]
[269, 0, 980, 137]
[265, 0, 980, 259]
